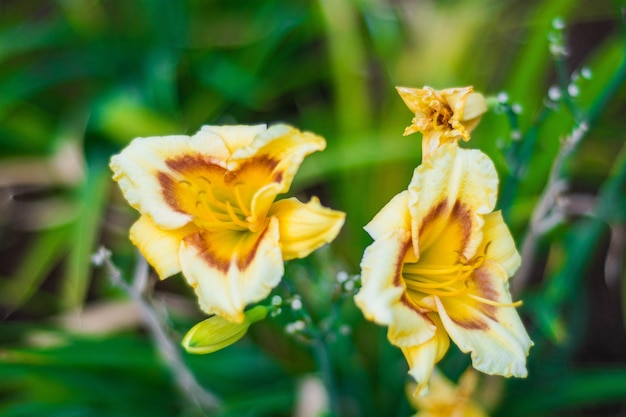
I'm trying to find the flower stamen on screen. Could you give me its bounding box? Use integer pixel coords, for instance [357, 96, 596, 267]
[467, 294, 523, 308]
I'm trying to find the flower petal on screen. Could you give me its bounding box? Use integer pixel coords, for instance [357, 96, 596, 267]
[356, 228, 410, 325]
[364, 191, 411, 240]
[356, 227, 437, 347]
[408, 144, 498, 260]
[269, 196, 345, 261]
[462, 92, 488, 123]
[129, 215, 197, 279]
[230, 124, 326, 192]
[436, 263, 533, 378]
[179, 217, 284, 323]
[402, 319, 450, 396]
[110, 131, 230, 229]
[200, 124, 267, 155]
[395, 86, 424, 115]
[440, 86, 473, 119]
[478, 211, 521, 278]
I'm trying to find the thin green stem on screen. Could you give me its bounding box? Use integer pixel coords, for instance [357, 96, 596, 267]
[312, 335, 340, 416]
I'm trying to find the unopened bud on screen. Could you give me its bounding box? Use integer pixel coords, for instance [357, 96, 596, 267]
[182, 305, 268, 354]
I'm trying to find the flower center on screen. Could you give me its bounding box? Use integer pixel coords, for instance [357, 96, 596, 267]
[177, 176, 266, 233]
[402, 244, 521, 308]
[428, 99, 454, 131]
[402, 252, 485, 299]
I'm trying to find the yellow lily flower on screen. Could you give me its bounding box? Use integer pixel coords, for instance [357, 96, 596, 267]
[110, 124, 345, 323]
[355, 143, 532, 395]
[396, 86, 487, 159]
[407, 368, 488, 417]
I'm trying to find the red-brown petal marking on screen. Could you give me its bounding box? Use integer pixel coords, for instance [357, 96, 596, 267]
[440, 267, 499, 331]
[418, 199, 448, 236]
[394, 239, 413, 288]
[393, 240, 431, 315]
[237, 225, 271, 270]
[451, 200, 472, 253]
[182, 225, 271, 275]
[472, 268, 498, 321]
[225, 156, 281, 205]
[158, 171, 185, 214]
[158, 155, 228, 216]
[183, 231, 230, 274]
[449, 311, 490, 330]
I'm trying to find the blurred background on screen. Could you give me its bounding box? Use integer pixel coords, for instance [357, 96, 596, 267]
[1, 0, 625, 416]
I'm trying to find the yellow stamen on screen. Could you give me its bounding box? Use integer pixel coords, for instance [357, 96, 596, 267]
[467, 294, 523, 308]
[404, 275, 467, 290]
[406, 284, 468, 298]
[233, 185, 252, 218]
[404, 263, 473, 276]
[202, 185, 229, 211]
[225, 201, 251, 230]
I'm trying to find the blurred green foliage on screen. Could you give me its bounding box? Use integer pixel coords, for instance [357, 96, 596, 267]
[1, 0, 626, 416]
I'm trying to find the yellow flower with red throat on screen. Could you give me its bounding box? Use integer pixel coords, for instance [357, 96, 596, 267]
[396, 86, 487, 159]
[110, 124, 345, 323]
[355, 142, 532, 395]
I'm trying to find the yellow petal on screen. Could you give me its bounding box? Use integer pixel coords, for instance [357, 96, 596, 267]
[408, 144, 498, 260]
[436, 262, 533, 378]
[179, 217, 284, 323]
[356, 226, 437, 348]
[440, 86, 473, 119]
[231, 124, 326, 190]
[129, 215, 197, 279]
[395, 86, 426, 115]
[387, 302, 437, 348]
[200, 124, 267, 155]
[479, 211, 522, 278]
[269, 197, 345, 261]
[364, 191, 411, 241]
[409, 367, 488, 417]
[402, 321, 450, 397]
[355, 228, 411, 325]
[110, 131, 230, 229]
[462, 92, 488, 123]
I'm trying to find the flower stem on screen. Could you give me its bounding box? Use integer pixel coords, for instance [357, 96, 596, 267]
[513, 52, 626, 295]
[93, 247, 221, 415]
[312, 335, 340, 416]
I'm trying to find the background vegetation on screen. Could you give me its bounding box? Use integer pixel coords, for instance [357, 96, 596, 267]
[1, 0, 625, 416]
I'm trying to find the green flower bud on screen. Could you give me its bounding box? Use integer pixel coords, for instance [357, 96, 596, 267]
[182, 305, 268, 354]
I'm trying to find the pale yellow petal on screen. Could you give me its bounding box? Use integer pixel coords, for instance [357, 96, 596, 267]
[355, 228, 412, 326]
[410, 368, 456, 408]
[411, 368, 488, 417]
[269, 196, 345, 261]
[440, 86, 473, 119]
[462, 92, 488, 123]
[110, 132, 230, 229]
[200, 124, 267, 155]
[363, 191, 411, 240]
[421, 131, 445, 160]
[179, 217, 284, 323]
[408, 144, 498, 260]
[403, 323, 450, 397]
[396, 86, 424, 115]
[479, 211, 522, 278]
[387, 302, 437, 348]
[436, 263, 533, 378]
[129, 215, 197, 279]
[356, 226, 437, 349]
[228, 124, 326, 222]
